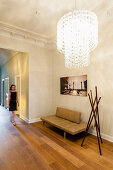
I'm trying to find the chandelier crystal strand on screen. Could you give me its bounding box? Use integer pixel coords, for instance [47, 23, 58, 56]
[57, 10, 98, 68]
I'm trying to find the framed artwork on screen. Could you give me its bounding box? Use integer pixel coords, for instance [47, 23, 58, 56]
[60, 75, 87, 96]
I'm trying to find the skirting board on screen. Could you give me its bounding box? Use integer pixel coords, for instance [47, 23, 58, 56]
[20, 116, 29, 123]
[89, 129, 113, 143]
[20, 115, 41, 124]
[28, 118, 41, 124]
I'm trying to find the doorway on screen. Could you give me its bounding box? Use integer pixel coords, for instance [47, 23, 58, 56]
[4, 77, 9, 108]
[1, 79, 5, 106]
[15, 75, 21, 116]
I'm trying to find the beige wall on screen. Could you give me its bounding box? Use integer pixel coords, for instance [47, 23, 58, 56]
[0, 51, 29, 119]
[0, 36, 53, 121]
[0, 20, 113, 140]
[53, 22, 113, 138]
[29, 46, 53, 120]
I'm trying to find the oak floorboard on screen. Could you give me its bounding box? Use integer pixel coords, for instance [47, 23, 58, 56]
[1, 106, 113, 169]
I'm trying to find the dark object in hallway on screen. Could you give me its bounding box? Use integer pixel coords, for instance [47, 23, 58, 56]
[9, 92, 17, 111]
[81, 86, 102, 155]
[7, 84, 19, 126]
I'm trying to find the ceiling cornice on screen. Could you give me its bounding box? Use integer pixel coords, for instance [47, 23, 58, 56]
[0, 21, 56, 49]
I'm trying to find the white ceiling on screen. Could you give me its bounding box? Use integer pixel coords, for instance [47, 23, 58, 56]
[0, 0, 113, 39]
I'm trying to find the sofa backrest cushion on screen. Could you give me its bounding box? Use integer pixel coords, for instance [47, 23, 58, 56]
[56, 107, 81, 124]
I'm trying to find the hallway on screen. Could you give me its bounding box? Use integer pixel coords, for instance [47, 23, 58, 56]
[1, 106, 113, 170]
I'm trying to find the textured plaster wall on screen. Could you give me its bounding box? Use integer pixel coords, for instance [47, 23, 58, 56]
[0, 20, 113, 139]
[0, 36, 53, 120]
[29, 46, 53, 119]
[52, 22, 113, 137]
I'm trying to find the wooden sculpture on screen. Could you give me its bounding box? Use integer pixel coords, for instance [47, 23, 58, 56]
[81, 86, 103, 155]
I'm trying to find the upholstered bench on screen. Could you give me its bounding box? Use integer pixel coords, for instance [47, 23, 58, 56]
[41, 107, 87, 139]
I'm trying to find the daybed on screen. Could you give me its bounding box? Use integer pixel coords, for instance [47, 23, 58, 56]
[41, 107, 87, 139]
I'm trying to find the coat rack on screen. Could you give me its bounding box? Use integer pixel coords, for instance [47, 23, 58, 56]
[81, 86, 103, 155]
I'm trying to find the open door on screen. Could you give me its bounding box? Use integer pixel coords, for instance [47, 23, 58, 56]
[1, 79, 5, 106]
[15, 75, 21, 116]
[4, 77, 9, 108]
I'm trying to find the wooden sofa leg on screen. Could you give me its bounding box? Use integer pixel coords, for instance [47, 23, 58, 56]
[64, 132, 66, 139]
[43, 121, 45, 127]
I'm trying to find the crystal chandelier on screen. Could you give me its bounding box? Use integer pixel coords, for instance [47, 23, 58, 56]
[57, 10, 98, 68]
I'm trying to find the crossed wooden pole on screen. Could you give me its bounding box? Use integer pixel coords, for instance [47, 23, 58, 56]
[81, 86, 103, 155]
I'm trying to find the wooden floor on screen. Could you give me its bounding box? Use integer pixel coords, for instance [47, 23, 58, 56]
[0, 107, 113, 170]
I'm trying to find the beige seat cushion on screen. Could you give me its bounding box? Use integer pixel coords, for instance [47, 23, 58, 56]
[41, 115, 87, 135]
[56, 107, 81, 124]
